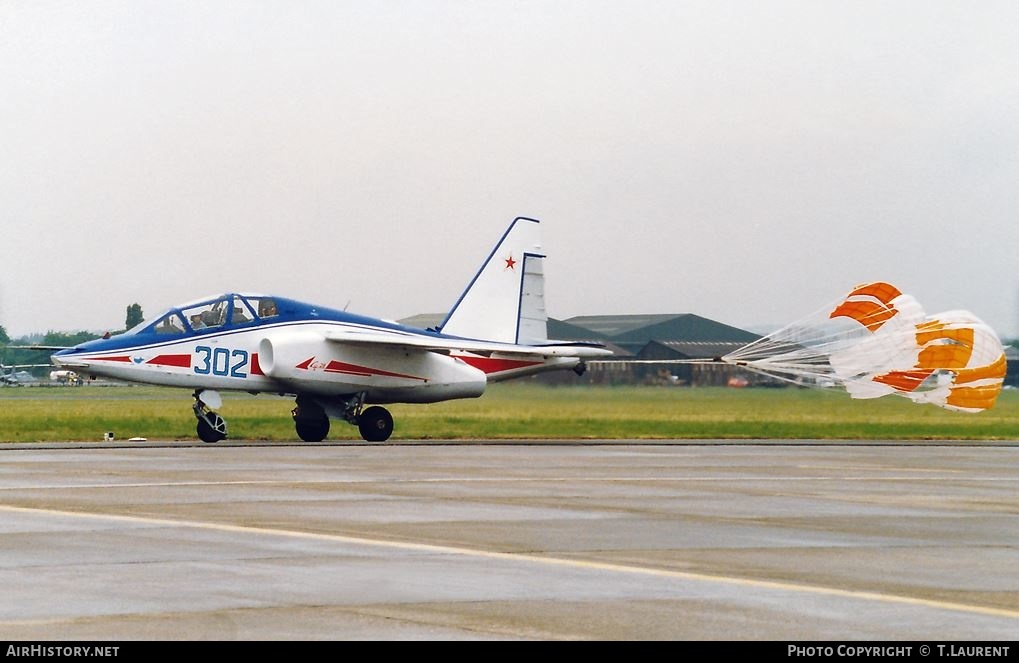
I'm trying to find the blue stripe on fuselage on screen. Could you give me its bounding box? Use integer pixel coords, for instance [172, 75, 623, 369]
[53, 294, 450, 358]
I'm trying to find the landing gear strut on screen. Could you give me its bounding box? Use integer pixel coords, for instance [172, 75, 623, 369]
[340, 393, 394, 442]
[193, 390, 227, 443]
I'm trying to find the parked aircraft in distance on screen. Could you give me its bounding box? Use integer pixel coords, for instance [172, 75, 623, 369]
[1, 364, 43, 386]
[52, 218, 610, 442]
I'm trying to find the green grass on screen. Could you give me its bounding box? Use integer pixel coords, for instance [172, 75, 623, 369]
[1, 383, 1018, 442]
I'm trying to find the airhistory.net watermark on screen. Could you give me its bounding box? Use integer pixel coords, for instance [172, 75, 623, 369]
[5, 646, 119, 658]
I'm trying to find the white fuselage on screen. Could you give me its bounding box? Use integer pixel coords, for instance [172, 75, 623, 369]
[53, 318, 587, 404]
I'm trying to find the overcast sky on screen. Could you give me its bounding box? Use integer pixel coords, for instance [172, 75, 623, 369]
[2, 1, 1017, 339]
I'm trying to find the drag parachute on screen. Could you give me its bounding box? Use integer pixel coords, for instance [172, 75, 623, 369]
[722, 282, 1006, 412]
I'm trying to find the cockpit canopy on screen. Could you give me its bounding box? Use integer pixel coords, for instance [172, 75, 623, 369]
[128, 294, 280, 337]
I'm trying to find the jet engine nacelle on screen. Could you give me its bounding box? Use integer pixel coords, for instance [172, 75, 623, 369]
[258, 331, 487, 403]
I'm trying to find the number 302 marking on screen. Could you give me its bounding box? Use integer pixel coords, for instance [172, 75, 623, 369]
[194, 346, 248, 378]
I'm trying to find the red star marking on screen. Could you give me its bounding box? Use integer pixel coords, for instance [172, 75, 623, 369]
[504, 254, 517, 270]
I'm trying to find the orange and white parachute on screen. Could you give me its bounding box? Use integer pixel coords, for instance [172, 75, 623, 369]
[722, 282, 1006, 412]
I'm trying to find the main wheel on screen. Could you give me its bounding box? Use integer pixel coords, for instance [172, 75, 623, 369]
[292, 397, 330, 442]
[295, 416, 330, 442]
[197, 413, 227, 443]
[358, 406, 393, 442]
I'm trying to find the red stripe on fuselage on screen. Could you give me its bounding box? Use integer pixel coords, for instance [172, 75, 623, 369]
[250, 352, 264, 376]
[146, 354, 191, 368]
[324, 360, 425, 381]
[455, 356, 543, 374]
[91, 356, 133, 363]
[294, 357, 424, 381]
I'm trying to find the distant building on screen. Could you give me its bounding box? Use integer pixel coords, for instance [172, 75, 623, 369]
[551, 314, 760, 386]
[400, 312, 763, 386]
[561, 313, 757, 354]
[396, 313, 446, 331]
[1006, 346, 1019, 388]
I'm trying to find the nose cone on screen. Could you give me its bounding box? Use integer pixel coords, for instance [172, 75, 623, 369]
[51, 348, 72, 367]
[51, 345, 89, 369]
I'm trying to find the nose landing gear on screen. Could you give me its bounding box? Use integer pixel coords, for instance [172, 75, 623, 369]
[193, 390, 227, 443]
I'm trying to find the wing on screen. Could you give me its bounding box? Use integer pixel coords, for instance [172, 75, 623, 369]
[320, 327, 611, 358]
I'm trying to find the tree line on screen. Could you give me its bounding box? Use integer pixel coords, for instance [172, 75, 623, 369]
[1, 304, 145, 373]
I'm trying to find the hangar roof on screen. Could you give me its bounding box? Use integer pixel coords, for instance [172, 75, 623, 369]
[546, 318, 607, 342]
[398, 312, 759, 350]
[564, 314, 759, 344]
[636, 340, 749, 360]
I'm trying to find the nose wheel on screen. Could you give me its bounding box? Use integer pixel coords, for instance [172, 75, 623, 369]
[193, 390, 227, 443]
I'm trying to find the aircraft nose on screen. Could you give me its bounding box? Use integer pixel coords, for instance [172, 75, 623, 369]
[51, 349, 69, 367]
[51, 347, 85, 369]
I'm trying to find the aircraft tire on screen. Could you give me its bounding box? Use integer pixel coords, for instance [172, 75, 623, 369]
[293, 397, 329, 442]
[197, 414, 227, 443]
[295, 417, 330, 442]
[358, 406, 393, 442]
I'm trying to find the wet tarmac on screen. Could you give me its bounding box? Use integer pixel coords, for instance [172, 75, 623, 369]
[1, 440, 1017, 640]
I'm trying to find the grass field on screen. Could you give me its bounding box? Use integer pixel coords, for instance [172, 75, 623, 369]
[1, 383, 1018, 442]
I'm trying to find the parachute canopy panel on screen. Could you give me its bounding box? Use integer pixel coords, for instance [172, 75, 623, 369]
[721, 282, 1005, 413]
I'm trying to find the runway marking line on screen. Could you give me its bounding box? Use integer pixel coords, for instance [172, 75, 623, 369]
[796, 464, 965, 474]
[1, 503, 1018, 622]
[3, 475, 1019, 492]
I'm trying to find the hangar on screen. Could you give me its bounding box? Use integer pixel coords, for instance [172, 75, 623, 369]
[547, 314, 761, 386]
[399, 312, 762, 386]
[1006, 346, 1019, 388]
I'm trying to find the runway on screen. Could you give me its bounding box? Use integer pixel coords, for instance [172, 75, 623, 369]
[1, 440, 1018, 640]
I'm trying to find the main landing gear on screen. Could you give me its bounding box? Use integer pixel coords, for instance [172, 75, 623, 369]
[292, 395, 330, 442]
[292, 393, 394, 443]
[357, 405, 394, 442]
[193, 389, 227, 443]
[190, 390, 394, 444]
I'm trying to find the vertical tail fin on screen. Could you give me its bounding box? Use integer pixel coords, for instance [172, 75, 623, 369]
[438, 217, 548, 344]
